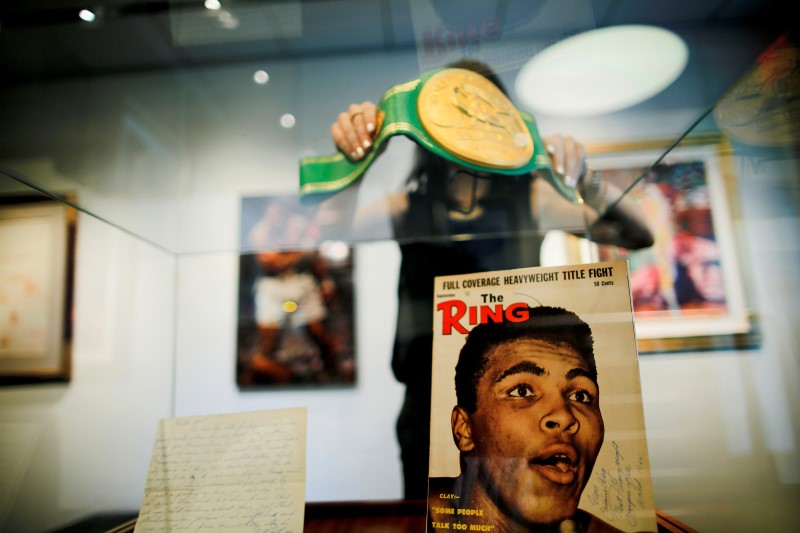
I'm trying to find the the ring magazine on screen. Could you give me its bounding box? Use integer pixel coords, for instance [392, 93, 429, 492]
[427, 260, 657, 532]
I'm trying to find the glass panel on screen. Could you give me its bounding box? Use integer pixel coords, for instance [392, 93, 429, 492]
[582, 33, 800, 532]
[0, 172, 176, 533]
[0, 1, 794, 532]
[0, 0, 785, 254]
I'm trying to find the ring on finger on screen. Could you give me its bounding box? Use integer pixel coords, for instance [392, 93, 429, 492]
[350, 111, 364, 123]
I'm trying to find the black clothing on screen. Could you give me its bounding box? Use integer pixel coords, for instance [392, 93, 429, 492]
[391, 177, 542, 498]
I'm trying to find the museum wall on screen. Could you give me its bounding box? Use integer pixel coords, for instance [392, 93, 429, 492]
[0, 207, 176, 533]
[0, 29, 798, 532]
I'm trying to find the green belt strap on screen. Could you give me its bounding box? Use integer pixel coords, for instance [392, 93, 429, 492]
[298, 69, 580, 205]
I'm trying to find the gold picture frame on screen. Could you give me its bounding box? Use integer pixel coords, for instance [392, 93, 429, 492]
[0, 197, 76, 383]
[550, 136, 760, 354]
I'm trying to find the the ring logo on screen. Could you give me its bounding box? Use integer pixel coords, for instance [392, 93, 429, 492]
[437, 300, 529, 335]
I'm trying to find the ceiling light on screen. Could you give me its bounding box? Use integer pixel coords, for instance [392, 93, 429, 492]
[515, 25, 688, 117]
[78, 9, 96, 22]
[280, 114, 296, 128]
[204, 0, 221, 10]
[254, 70, 270, 85]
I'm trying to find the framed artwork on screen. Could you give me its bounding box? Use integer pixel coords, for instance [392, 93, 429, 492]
[553, 137, 759, 353]
[236, 195, 356, 388]
[0, 197, 76, 383]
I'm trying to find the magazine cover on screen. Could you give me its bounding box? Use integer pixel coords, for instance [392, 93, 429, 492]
[427, 260, 657, 532]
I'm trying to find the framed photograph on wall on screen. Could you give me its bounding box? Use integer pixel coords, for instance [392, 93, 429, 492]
[236, 195, 356, 388]
[549, 136, 759, 353]
[0, 197, 76, 383]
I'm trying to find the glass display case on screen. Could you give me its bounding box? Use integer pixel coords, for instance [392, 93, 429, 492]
[0, 1, 796, 532]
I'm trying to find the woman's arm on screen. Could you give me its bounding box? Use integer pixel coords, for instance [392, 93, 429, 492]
[535, 134, 654, 250]
[577, 168, 654, 249]
[315, 101, 404, 243]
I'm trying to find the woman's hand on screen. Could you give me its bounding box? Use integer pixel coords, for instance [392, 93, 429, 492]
[331, 101, 380, 161]
[542, 133, 587, 189]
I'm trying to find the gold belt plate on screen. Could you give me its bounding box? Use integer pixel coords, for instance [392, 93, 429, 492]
[417, 68, 534, 169]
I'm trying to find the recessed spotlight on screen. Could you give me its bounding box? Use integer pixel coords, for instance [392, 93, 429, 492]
[204, 0, 221, 10]
[515, 25, 688, 117]
[280, 114, 296, 128]
[78, 9, 96, 22]
[254, 70, 270, 85]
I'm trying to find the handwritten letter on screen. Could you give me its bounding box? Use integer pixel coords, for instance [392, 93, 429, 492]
[134, 408, 306, 533]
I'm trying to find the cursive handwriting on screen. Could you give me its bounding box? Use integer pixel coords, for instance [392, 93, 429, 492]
[135, 408, 306, 533]
[585, 440, 648, 528]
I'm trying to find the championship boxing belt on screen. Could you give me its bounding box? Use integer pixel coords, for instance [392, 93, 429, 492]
[298, 68, 581, 204]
